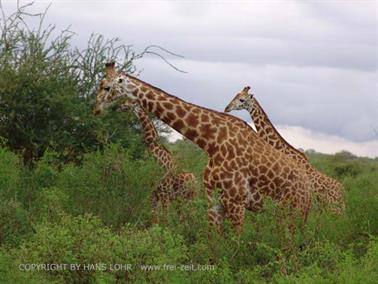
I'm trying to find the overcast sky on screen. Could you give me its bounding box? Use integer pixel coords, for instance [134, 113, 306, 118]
[3, 0, 378, 157]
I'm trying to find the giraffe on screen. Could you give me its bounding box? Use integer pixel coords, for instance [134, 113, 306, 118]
[224, 86, 345, 213]
[94, 62, 312, 233]
[119, 100, 197, 223]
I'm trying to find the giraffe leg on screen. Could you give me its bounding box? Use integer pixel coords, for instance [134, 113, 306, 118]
[222, 179, 249, 235]
[222, 197, 246, 235]
[152, 175, 170, 225]
[221, 193, 245, 259]
[208, 201, 226, 234]
[282, 188, 311, 252]
[161, 196, 170, 225]
[151, 190, 159, 225]
[177, 201, 184, 223]
[204, 164, 225, 234]
[206, 181, 225, 234]
[174, 174, 189, 222]
[174, 174, 197, 223]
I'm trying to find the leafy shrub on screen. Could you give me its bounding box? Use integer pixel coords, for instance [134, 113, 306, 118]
[55, 144, 161, 227]
[3, 214, 190, 283]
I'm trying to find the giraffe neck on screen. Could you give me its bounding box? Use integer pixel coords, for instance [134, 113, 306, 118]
[133, 105, 159, 144]
[132, 105, 175, 171]
[249, 97, 308, 162]
[148, 142, 175, 172]
[128, 75, 254, 156]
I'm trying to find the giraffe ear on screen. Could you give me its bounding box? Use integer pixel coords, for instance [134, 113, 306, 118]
[105, 61, 116, 79]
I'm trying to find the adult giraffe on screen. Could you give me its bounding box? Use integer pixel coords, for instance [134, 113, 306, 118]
[225, 86, 345, 213]
[94, 62, 312, 233]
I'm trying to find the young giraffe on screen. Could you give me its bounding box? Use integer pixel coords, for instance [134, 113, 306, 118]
[97, 81, 196, 224]
[94, 62, 312, 233]
[225, 86, 345, 213]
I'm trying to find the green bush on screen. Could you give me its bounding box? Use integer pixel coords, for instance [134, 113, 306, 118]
[0, 140, 377, 283]
[54, 144, 161, 228]
[2, 214, 191, 283]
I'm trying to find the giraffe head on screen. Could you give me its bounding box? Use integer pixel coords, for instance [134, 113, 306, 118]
[93, 62, 136, 115]
[224, 86, 254, 113]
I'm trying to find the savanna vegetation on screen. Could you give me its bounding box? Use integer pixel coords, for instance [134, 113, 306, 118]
[0, 2, 377, 284]
[0, 142, 377, 283]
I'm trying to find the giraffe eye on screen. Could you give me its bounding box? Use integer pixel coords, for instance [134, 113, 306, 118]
[104, 87, 111, 91]
[239, 99, 245, 103]
[118, 78, 123, 83]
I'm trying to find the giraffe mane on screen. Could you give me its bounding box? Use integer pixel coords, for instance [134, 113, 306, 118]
[125, 74, 255, 131]
[159, 143, 171, 155]
[253, 98, 309, 161]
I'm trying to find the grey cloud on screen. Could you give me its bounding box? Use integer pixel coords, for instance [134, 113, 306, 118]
[3, 1, 377, 143]
[40, 1, 376, 72]
[138, 57, 377, 142]
[298, 1, 376, 30]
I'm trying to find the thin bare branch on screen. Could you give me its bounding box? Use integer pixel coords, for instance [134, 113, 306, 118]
[142, 50, 188, 73]
[144, 44, 185, 58]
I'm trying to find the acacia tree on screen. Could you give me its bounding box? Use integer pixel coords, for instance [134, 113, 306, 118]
[0, 1, 180, 164]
